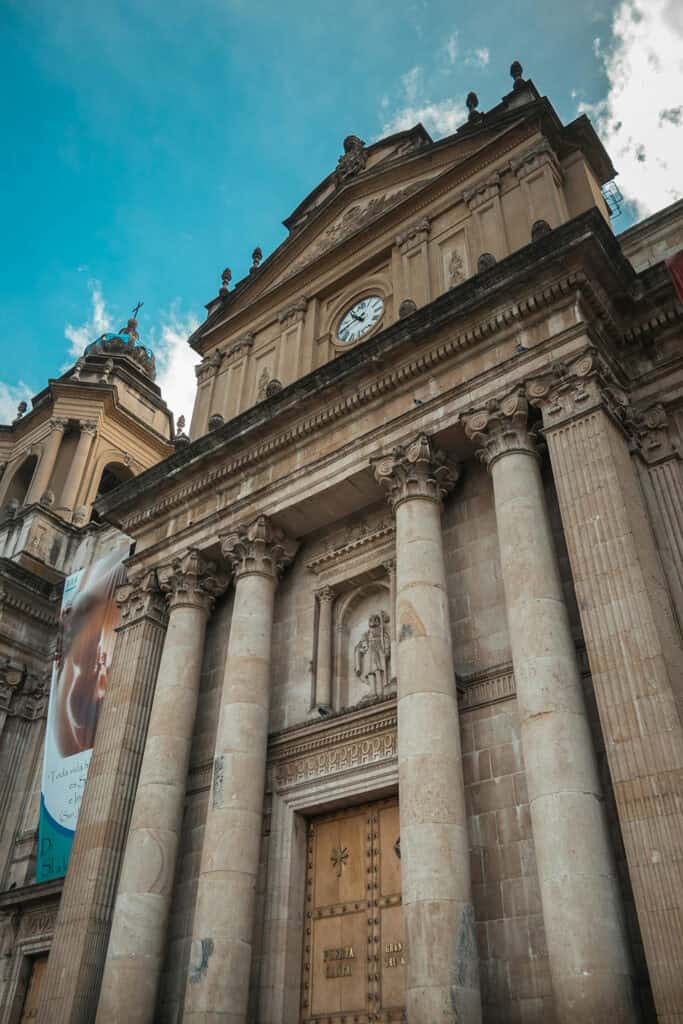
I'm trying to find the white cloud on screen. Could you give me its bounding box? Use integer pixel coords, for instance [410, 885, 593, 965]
[382, 98, 467, 138]
[583, 0, 683, 216]
[401, 66, 422, 104]
[151, 307, 201, 429]
[64, 280, 114, 359]
[466, 47, 490, 68]
[444, 32, 459, 65]
[0, 380, 33, 426]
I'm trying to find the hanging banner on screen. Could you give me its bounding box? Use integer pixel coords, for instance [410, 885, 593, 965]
[36, 544, 129, 882]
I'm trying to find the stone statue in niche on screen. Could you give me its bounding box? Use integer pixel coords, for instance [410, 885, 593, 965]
[354, 612, 391, 696]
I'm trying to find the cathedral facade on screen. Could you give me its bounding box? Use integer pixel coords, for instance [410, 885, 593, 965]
[2, 64, 683, 1023]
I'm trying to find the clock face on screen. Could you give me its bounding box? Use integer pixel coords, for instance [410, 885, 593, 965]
[337, 296, 384, 344]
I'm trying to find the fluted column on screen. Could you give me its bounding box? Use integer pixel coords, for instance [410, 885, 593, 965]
[97, 551, 227, 1023]
[464, 391, 637, 1023]
[314, 586, 334, 709]
[38, 571, 168, 1024]
[632, 403, 683, 630]
[25, 417, 67, 504]
[183, 514, 297, 1023]
[528, 348, 683, 1023]
[59, 420, 97, 517]
[373, 434, 481, 1023]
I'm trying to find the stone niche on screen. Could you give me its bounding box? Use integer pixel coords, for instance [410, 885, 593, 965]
[334, 582, 393, 708]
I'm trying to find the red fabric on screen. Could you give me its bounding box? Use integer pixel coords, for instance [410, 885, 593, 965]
[666, 250, 683, 303]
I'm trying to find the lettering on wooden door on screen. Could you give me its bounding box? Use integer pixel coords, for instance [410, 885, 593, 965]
[301, 797, 405, 1023]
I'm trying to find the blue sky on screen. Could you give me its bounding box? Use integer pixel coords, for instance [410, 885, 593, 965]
[1, 0, 681, 424]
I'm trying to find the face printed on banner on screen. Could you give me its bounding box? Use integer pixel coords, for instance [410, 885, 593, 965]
[53, 547, 127, 757]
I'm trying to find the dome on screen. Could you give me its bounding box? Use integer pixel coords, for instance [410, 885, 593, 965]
[83, 317, 156, 379]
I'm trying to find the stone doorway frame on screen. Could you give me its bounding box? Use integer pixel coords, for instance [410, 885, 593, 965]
[259, 748, 398, 1024]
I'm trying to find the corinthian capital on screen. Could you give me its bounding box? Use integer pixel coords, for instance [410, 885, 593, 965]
[526, 347, 629, 430]
[220, 514, 298, 581]
[372, 434, 460, 509]
[157, 549, 228, 613]
[631, 403, 679, 464]
[115, 569, 167, 625]
[462, 390, 539, 469]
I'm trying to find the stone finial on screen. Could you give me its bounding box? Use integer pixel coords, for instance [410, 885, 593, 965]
[220, 267, 232, 297]
[510, 60, 525, 90]
[157, 549, 228, 613]
[531, 219, 551, 242]
[39, 489, 55, 508]
[372, 433, 460, 509]
[174, 414, 190, 448]
[176, 415, 186, 433]
[72, 506, 88, 526]
[398, 299, 418, 319]
[15, 401, 27, 421]
[220, 514, 299, 581]
[265, 378, 283, 398]
[72, 357, 86, 381]
[208, 413, 225, 431]
[477, 252, 497, 272]
[335, 135, 367, 184]
[250, 247, 263, 272]
[462, 390, 539, 469]
[466, 91, 482, 123]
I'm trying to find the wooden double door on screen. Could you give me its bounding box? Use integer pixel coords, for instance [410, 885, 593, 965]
[302, 797, 406, 1023]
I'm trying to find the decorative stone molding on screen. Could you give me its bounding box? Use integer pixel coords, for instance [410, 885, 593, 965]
[395, 216, 431, 249]
[458, 663, 516, 711]
[18, 907, 57, 940]
[306, 518, 394, 574]
[0, 657, 49, 719]
[157, 548, 228, 613]
[315, 584, 335, 604]
[526, 347, 630, 431]
[79, 420, 98, 436]
[227, 331, 255, 357]
[463, 172, 501, 211]
[269, 699, 397, 791]
[278, 297, 308, 325]
[195, 349, 223, 381]
[0, 584, 59, 626]
[220, 513, 298, 581]
[115, 569, 167, 626]
[631, 402, 680, 464]
[510, 140, 563, 185]
[372, 433, 460, 509]
[49, 417, 69, 432]
[398, 298, 418, 318]
[462, 389, 539, 468]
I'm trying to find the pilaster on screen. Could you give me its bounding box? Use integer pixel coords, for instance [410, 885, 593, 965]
[37, 570, 168, 1024]
[527, 348, 683, 1022]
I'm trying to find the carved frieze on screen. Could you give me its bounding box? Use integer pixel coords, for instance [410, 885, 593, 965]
[306, 517, 394, 575]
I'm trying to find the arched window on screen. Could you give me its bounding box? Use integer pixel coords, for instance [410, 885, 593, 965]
[95, 462, 134, 500]
[2, 454, 38, 510]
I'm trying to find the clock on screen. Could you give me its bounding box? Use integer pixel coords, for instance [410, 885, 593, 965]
[336, 295, 384, 344]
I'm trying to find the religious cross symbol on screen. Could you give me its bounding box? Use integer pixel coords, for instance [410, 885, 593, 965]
[132, 300, 144, 318]
[331, 845, 349, 878]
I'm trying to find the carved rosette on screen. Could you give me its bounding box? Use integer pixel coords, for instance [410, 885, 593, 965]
[115, 569, 168, 625]
[157, 549, 228, 614]
[220, 514, 298, 581]
[463, 390, 539, 469]
[373, 434, 460, 509]
[526, 347, 630, 430]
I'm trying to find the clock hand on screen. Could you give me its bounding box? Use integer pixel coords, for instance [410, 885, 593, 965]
[350, 312, 364, 322]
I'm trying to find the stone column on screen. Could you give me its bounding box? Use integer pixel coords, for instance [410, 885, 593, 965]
[464, 391, 637, 1023]
[25, 418, 67, 504]
[528, 348, 683, 1023]
[632, 403, 683, 630]
[314, 586, 334, 709]
[96, 551, 226, 1023]
[38, 570, 168, 1024]
[373, 434, 481, 1023]
[183, 514, 297, 1023]
[59, 420, 97, 517]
